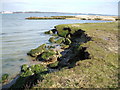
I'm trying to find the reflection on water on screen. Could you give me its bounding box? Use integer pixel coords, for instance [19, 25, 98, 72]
[1, 13, 112, 78]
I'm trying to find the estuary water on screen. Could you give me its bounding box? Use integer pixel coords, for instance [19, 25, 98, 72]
[1, 13, 112, 78]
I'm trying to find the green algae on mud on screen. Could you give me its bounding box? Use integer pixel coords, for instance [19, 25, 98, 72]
[47, 61, 59, 68]
[0, 74, 9, 84]
[41, 50, 56, 60]
[9, 64, 47, 89]
[27, 44, 46, 57]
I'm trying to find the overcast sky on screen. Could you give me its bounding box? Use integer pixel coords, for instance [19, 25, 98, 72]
[1, 0, 119, 15]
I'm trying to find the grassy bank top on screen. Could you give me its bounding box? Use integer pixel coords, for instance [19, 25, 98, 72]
[33, 22, 118, 88]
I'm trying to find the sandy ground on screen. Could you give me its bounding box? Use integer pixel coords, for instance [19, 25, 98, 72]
[69, 15, 117, 21]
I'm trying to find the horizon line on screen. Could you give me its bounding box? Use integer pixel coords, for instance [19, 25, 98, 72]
[0, 11, 117, 16]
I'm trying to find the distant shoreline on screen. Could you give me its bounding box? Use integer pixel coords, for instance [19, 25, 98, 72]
[0, 11, 117, 16]
[25, 15, 118, 21]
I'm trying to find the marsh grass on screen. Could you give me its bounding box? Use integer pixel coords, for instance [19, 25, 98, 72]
[33, 22, 118, 88]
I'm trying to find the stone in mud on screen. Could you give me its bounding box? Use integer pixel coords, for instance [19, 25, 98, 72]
[21, 64, 29, 72]
[44, 30, 53, 34]
[20, 68, 34, 77]
[30, 64, 47, 74]
[72, 44, 82, 53]
[51, 29, 57, 34]
[52, 34, 58, 37]
[55, 26, 72, 37]
[47, 61, 59, 68]
[27, 44, 46, 57]
[66, 34, 71, 39]
[56, 51, 62, 58]
[47, 45, 55, 49]
[41, 50, 56, 60]
[0, 74, 9, 83]
[58, 30, 69, 37]
[55, 38, 65, 44]
[65, 38, 71, 45]
[60, 44, 69, 49]
[49, 37, 55, 43]
[49, 55, 58, 62]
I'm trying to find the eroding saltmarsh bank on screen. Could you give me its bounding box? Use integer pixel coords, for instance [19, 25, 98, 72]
[4, 22, 118, 89]
[26, 15, 118, 21]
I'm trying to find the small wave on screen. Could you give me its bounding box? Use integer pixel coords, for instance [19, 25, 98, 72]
[0, 33, 7, 35]
[3, 37, 41, 43]
[41, 29, 49, 30]
[14, 31, 24, 33]
[4, 40, 14, 42]
[5, 63, 14, 66]
[28, 29, 34, 31]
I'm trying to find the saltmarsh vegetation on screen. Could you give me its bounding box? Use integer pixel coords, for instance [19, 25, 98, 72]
[9, 64, 47, 89]
[27, 44, 46, 57]
[0, 74, 9, 84]
[25, 16, 76, 20]
[25, 17, 66, 20]
[40, 50, 56, 60]
[47, 61, 59, 68]
[25, 16, 117, 21]
[9, 22, 118, 89]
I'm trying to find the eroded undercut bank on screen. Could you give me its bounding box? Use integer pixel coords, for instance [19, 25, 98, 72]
[7, 24, 92, 89]
[2, 22, 118, 89]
